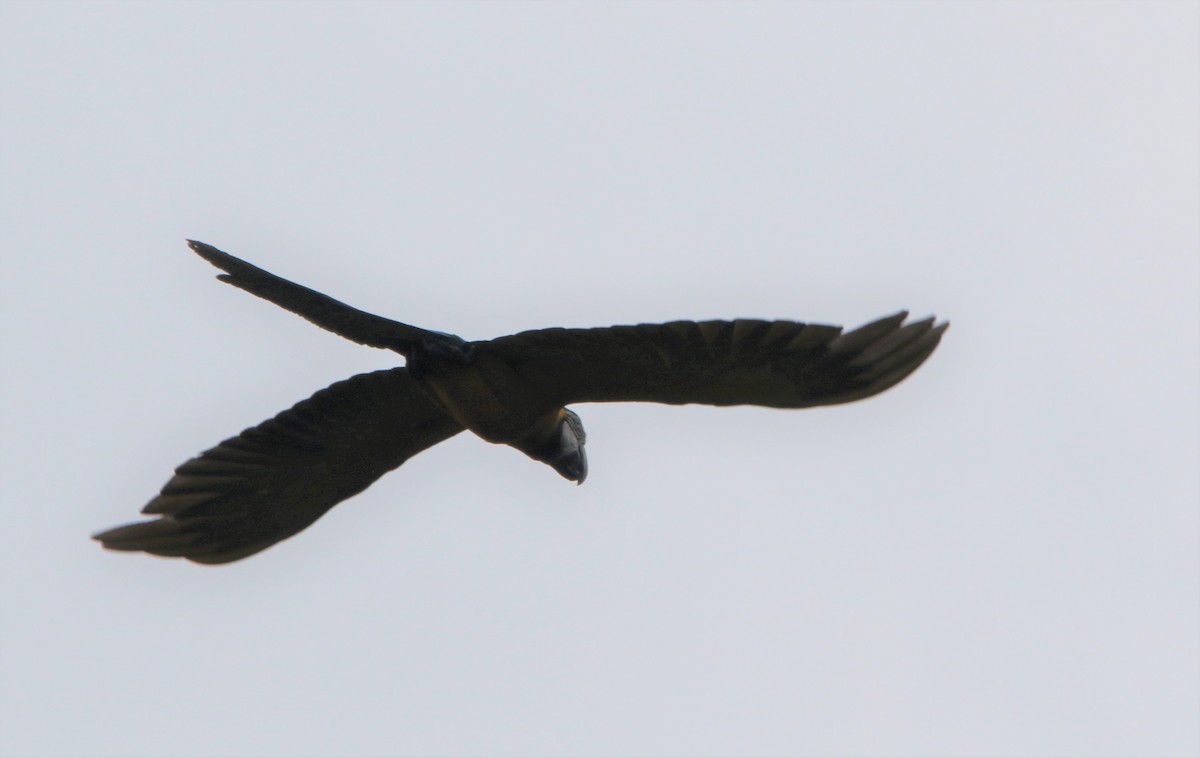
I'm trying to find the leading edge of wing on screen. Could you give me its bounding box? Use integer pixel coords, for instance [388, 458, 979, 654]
[93, 368, 463, 564]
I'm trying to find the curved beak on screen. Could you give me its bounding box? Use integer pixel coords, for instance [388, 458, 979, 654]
[550, 410, 588, 484]
[522, 408, 588, 484]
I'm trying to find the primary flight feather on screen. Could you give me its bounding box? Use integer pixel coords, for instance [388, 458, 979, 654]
[94, 241, 948, 564]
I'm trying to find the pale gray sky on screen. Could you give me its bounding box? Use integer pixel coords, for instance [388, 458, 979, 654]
[1, 2, 1197, 757]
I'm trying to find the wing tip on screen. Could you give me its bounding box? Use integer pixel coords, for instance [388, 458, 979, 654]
[91, 518, 268, 565]
[186, 239, 255, 282]
[91, 520, 169, 553]
[185, 238, 216, 258]
[820, 310, 948, 404]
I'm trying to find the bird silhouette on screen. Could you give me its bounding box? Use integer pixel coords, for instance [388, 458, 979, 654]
[94, 241, 948, 564]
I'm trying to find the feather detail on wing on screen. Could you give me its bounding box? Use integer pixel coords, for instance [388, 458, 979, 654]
[93, 368, 462, 564]
[486, 311, 947, 408]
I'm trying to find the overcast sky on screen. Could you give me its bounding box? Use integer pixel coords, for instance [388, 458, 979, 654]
[1, 2, 1197, 757]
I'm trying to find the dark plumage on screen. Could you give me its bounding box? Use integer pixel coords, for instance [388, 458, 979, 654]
[94, 241, 948, 564]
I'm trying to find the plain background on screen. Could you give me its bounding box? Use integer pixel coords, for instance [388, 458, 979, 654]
[1, 2, 1197, 757]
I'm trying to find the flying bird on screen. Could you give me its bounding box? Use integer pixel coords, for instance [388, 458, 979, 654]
[94, 241, 948, 564]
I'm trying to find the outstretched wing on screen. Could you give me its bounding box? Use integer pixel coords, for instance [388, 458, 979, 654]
[486, 312, 947, 408]
[187, 240, 447, 356]
[93, 369, 463, 564]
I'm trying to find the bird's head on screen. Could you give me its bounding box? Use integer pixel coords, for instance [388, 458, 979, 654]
[529, 408, 588, 484]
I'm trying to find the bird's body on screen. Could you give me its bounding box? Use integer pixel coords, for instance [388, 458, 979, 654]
[94, 241, 948, 564]
[417, 341, 559, 446]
